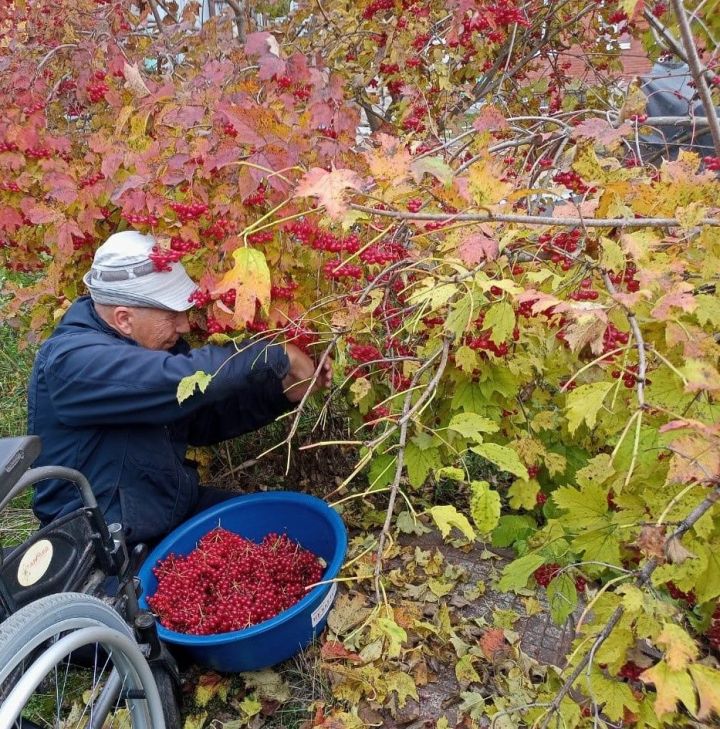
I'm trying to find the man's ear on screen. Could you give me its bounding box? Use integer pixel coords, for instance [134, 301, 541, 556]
[112, 306, 134, 337]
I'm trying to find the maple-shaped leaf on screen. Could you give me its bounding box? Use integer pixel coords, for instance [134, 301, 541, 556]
[656, 624, 698, 671]
[565, 382, 613, 433]
[666, 433, 720, 484]
[479, 627, 507, 660]
[386, 671, 418, 708]
[239, 668, 291, 703]
[0, 206, 24, 233]
[572, 117, 632, 146]
[640, 661, 697, 717]
[472, 105, 508, 133]
[428, 505, 476, 542]
[650, 282, 697, 321]
[327, 591, 371, 635]
[366, 133, 411, 185]
[20, 198, 61, 225]
[213, 246, 271, 327]
[682, 359, 720, 394]
[457, 232, 498, 265]
[320, 640, 362, 663]
[689, 664, 720, 721]
[293, 167, 363, 219]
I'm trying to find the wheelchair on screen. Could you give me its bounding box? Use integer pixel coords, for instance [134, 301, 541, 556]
[0, 435, 182, 728]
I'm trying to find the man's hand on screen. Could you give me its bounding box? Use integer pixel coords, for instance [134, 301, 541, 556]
[281, 343, 333, 403]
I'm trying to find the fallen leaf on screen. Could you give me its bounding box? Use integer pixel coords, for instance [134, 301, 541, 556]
[327, 591, 371, 635]
[194, 671, 230, 707]
[479, 627, 508, 660]
[239, 668, 291, 703]
[320, 640, 362, 662]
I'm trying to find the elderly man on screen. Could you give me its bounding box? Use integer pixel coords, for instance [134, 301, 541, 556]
[28, 231, 331, 544]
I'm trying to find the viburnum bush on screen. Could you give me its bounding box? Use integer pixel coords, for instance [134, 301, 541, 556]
[2, 0, 720, 725]
[148, 528, 324, 635]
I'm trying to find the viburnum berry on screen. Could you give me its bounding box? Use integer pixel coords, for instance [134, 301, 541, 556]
[703, 156, 720, 172]
[533, 563, 561, 588]
[536, 491, 547, 506]
[148, 527, 324, 635]
[618, 661, 644, 682]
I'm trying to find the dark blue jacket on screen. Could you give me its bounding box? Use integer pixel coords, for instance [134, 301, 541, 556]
[28, 297, 292, 543]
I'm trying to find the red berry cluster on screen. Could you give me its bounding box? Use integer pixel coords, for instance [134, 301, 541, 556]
[169, 201, 209, 223]
[25, 146, 53, 159]
[122, 212, 159, 226]
[189, 289, 212, 307]
[349, 342, 383, 364]
[148, 528, 324, 635]
[71, 232, 96, 250]
[0, 141, 19, 153]
[704, 156, 720, 171]
[270, 281, 298, 299]
[569, 278, 599, 301]
[87, 71, 109, 103]
[534, 563, 561, 588]
[666, 581, 696, 606]
[528, 464, 540, 479]
[359, 241, 405, 266]
[0, 181, 20, 192]
[170, 236, 200, 254]
[247, 230, 274, 245]
[204, 217, 236, 240]
[552, 170, 596, 196]
[601, 323, 630, 355]
[363, 404, 390, 425]
[362, 0, 393, 20]
[286, 220, 361, 254]
[652, 2, 667, 17]
[219, 289, 236, 307]
[222, 123, 238, 137]
[618, 661, 644, 682]
[607, 9, 628, 24]
[402, 102, 428, 132]
[149, 246, 184, 272]
[407, 198, 423, 213]
[535, 491, 547, 506]
[608, 262, 639, 292]
[244, 184, 267, 207]
[611, 364, 650, 389]
[537, 229, 581, 270]
[79, 171, 105, 189]
[293, 85, 312, 101]
[707, 603, 720, 651]
[467, 335, 510, 357]
[206, 316, 230, 335]
[322, 259, 363, 280]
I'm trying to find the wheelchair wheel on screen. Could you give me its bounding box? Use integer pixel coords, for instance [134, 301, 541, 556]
[0, 592, 166, 729]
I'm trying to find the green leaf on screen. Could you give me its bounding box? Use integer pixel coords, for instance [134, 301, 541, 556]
[454, 345, 480, 373]
[497, 553, 545, 592]
[471, 443, 529, 480]
[405, 442, 443, 488]
[376, 617, 407, 658]
[483, 301, 515, 345]
[428, 504, 476, 542]
[386, 671, 419, 708]
[553, 483, 607, 528]
[448, 412, 499, 441]
[565, 381, 613, 433]
[411, 156, 454, 186]
[600, 236, 626, 271]
[469, 480, 500, 534]
[445, 291, 479, 341]
[451, 380, 487, 412]
[435, 466, 465, 481]
[455, 654, 481, 684]
[546, 573, 577, 625]
[491, 515, 536, 548]
[508, 478, 539, 510]
[177, 371, 212, 404]
[695, 294, 720, 327]
[368, 453, 396, 490]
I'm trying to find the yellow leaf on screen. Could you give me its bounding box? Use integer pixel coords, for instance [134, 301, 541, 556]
[366, 133, 412, 185]
[469, 480, 501, 534]
[183, 712, 208, 729]
[656, 624, 698, 671]
[194, 672, 230, 707]
[213, 246, 271, 327]
[375, 617, 407, 658]
[689, 664, 720, 721]
[386, 670, 418, 707]
[640, 661, 697, 717]
[455, 654, 481, 684]
[239, 694, 262, 717]
[428, 505, 476, 542]
[239, 668, 291, 702]
[565, 382, 613, 433]
[508, 478, 539, 511]
[123, 61, 151, 98]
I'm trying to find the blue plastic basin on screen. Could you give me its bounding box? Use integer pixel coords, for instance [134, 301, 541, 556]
[137, 492, 347, 672]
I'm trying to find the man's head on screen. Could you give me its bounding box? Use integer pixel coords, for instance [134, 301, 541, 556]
[84, 231, 197, 350]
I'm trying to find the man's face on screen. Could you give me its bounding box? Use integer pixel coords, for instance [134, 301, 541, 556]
[126, 307, 191, 350]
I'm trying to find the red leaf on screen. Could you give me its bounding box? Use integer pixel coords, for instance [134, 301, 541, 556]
[161, 105, 206, 129]
[245, 31, 276, 56]
[54, 219, 84, 256]
[320, 640, 362, 662]
[572, 118, 632, 146]
[0, 206, 23, 232]
[457, 232, 498, 265]
[472, 105, 508, 134]
[43, 172, 78, 205]
[20, 198, 61, 225]
[259, 54, 286, 81]
[479, 628, 508, 660]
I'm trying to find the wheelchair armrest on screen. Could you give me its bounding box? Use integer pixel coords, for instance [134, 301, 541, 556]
[0, 436, 41, 505]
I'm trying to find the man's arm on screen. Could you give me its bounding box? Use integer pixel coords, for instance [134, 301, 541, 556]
[44, 336, 291, 427]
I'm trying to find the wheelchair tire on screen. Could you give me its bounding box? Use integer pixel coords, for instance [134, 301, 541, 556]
[0, 592, 166, 729]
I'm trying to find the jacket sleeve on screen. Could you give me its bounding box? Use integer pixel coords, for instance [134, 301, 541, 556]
[43, 336, 291, 428]
[176, 371, 293, 446]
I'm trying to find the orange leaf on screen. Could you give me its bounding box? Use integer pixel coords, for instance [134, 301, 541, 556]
[320, 640, 362, 662]
[479, 627, 507, 660]
[294, 167, 363, 219]
[213, 246, 271, 327]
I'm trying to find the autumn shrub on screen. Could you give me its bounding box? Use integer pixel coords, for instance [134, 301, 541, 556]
[1, 0, 720, 724]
